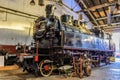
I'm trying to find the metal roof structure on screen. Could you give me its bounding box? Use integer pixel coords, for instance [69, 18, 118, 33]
[75, 0, 120, 29]
[58, 0, 120, 32]
[74, 0, 120, 32]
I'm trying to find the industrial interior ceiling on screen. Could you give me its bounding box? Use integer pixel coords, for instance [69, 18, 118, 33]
[75, 0, 120, 32]
[0, 0, 120, 32]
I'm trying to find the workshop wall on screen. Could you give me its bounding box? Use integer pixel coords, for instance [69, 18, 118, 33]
[0, 0, 92, 45]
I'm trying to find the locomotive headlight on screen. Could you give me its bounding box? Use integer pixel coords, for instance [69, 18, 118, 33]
[16, 45, 21, 50]
[16, 46, 18, 50]
[28, 46, 31, 51]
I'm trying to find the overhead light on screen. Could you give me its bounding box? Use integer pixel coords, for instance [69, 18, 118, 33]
[30, 0, 35, 6]
[58, 0, 63, 6]
[38, 0, 44, 6]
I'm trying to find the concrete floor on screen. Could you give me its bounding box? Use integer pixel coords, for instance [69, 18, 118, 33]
[0, 62, 120, 80]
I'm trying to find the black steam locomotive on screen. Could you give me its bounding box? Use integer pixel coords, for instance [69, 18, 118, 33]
[17, 4, 114, 77]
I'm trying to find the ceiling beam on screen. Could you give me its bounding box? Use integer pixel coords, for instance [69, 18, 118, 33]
[94, 22, 120, 27]
[73, 13, 120, 23]
[99, 0, 107, 24]
[96, 13, 120, 20]
[77, 1, 117, 12]
[105, 25, 120, 32]
[80, 0, 99, 26]
[105, 26, 120, 29]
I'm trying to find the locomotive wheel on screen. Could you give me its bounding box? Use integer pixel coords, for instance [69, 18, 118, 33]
[39, 59, 53, 77]
[85, 65, 91, 76]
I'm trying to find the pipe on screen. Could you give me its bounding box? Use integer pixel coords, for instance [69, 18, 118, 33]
[0, 6, 38, 19]
[80, 0, 99, 26]
[0, 9, 36, 19]
[0, 10, 36, 19]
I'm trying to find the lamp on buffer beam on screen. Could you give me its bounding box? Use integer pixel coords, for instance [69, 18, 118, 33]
[30, 0, 35, 6]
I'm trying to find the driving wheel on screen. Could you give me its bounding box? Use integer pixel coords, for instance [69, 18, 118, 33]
[39, 59, 53, 77]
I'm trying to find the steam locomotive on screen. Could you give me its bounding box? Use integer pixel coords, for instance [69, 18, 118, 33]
[17, 4, 114, 77]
